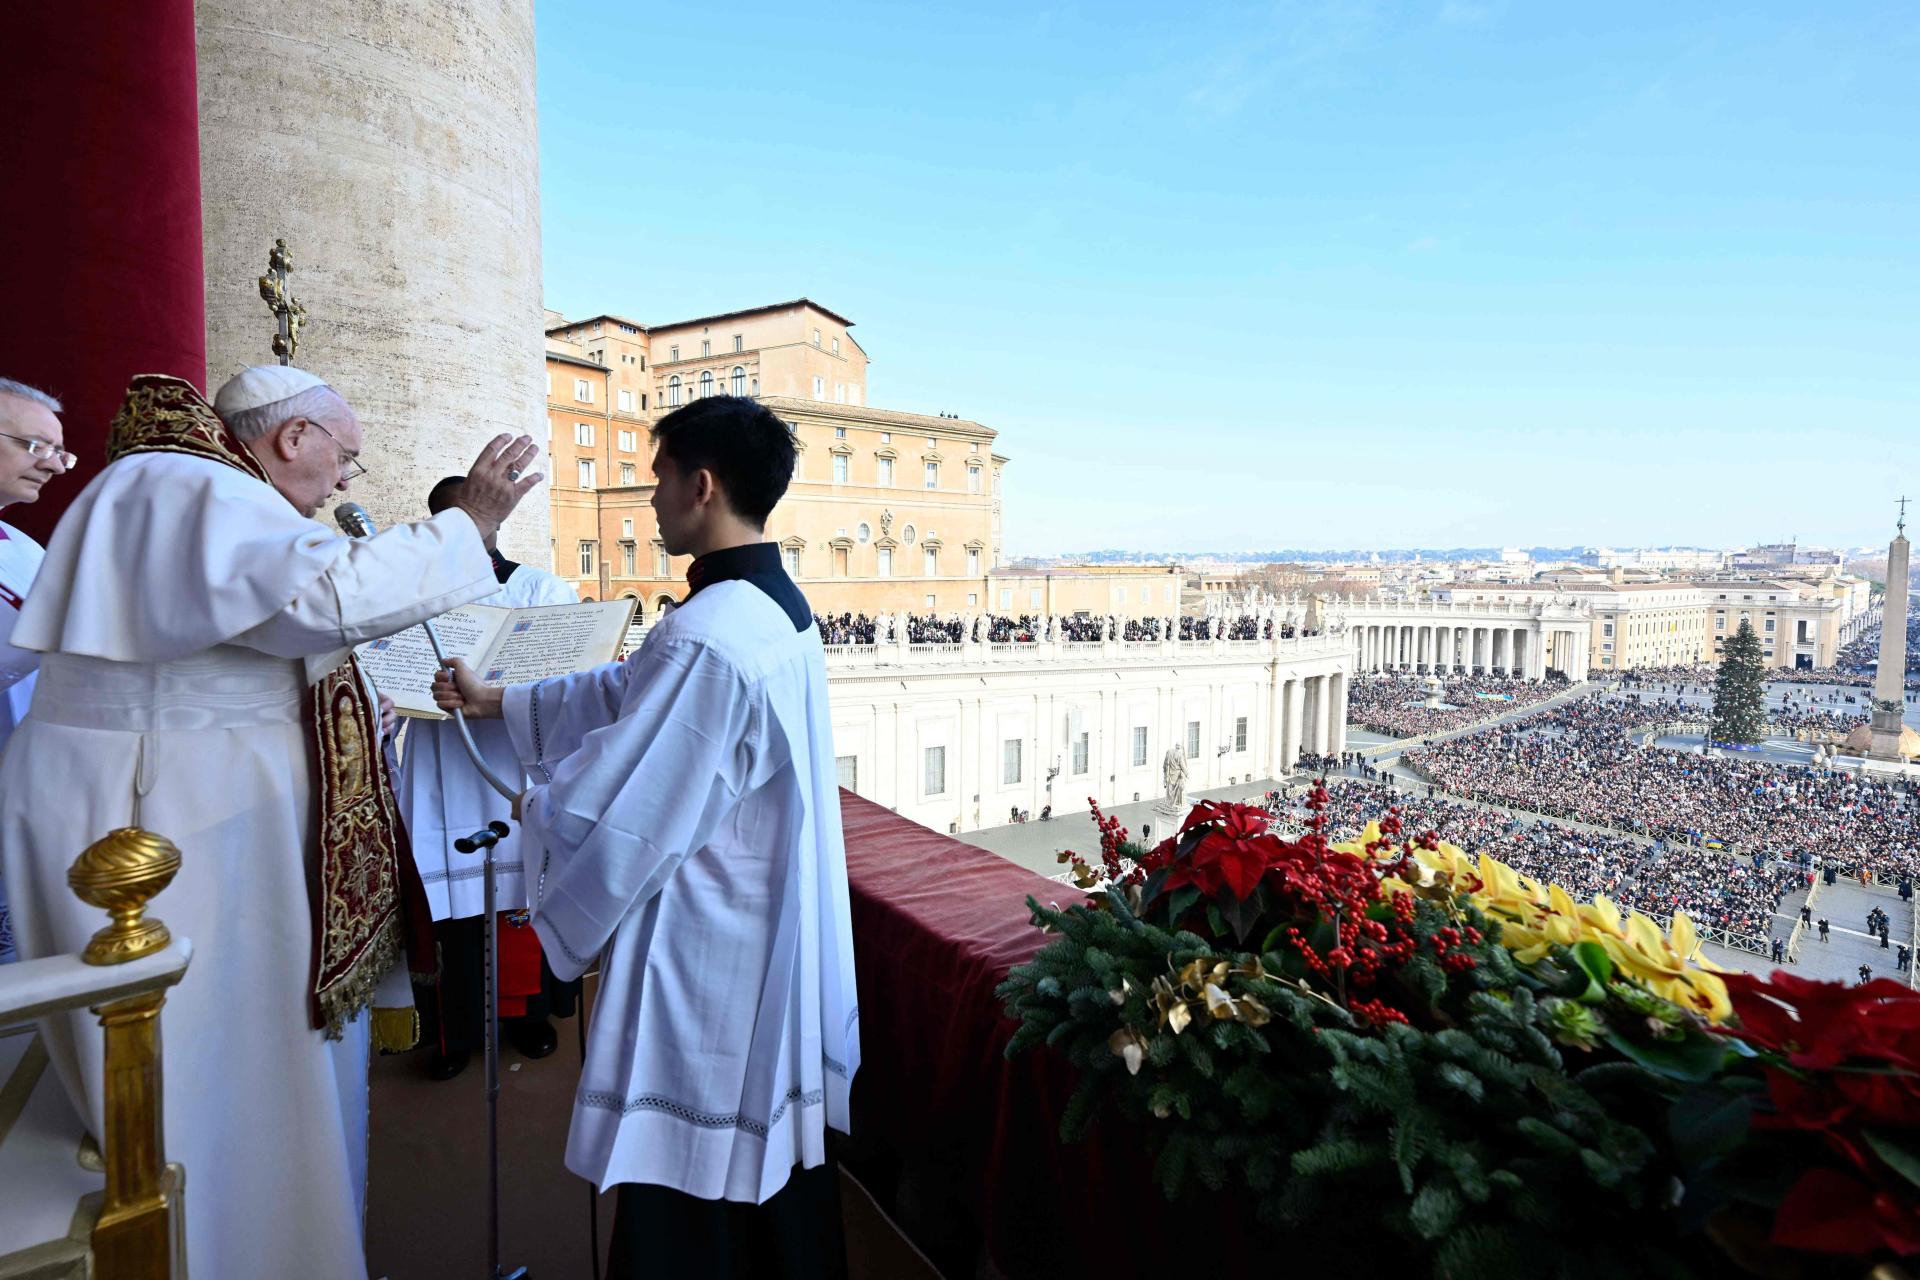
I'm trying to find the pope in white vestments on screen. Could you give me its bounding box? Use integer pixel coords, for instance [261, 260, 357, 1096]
[0, 368, 543, 1280]
[0, 376, 74, 965]
[436, 395, 859, 1279]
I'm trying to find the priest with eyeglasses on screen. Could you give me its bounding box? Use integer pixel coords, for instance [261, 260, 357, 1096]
[0, 375, 76, 965]
[0, 366, 542, 1280]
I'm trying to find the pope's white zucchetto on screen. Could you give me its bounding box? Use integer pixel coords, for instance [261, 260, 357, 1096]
[213, 365, 330, 417]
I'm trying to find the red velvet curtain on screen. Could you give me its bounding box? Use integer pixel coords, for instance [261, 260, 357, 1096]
[0, 0, 205, 541]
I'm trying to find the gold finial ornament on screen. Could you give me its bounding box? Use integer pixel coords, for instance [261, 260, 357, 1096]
[257, 236, 308, 366]
[68, 828, 182, 965]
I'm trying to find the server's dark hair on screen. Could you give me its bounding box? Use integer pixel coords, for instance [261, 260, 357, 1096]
[426, 474, 466, 514]
[649, 396, 797, 525]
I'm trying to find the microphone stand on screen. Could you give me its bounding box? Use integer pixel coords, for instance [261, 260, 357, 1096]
[334, 504, 528, 1279]
[455, 821, 528, 1280]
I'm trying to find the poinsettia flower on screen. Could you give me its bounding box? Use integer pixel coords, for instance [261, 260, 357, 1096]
[1770, 1167, 1920, 1256]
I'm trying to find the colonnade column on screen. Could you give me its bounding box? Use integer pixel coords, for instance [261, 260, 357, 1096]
[1328, 672, 1347, 756]
[1283, 678, 1304, 771]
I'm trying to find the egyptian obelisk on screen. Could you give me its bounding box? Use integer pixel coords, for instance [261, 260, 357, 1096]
[1868, 502, 1911, 762]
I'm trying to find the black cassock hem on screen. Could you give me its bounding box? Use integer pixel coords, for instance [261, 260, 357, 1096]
[607, 1161, 847, 1280]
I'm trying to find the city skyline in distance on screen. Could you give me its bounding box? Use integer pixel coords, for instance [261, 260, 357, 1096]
[536, 1, 1917, 556]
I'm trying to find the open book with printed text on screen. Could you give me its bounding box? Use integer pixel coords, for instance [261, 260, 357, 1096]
[355, 598, 638, 719]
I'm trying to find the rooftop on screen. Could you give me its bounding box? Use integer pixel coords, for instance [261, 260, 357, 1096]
[761, 396, 996, 440]
[545, 297, 857, 336]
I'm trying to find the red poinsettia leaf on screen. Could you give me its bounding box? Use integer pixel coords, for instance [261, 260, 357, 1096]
[1218, 843, 1267, 901]
[1770, 1169, 1884, 1255]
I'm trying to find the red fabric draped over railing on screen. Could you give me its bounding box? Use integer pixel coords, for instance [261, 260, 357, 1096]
[841, 791, 1256, 1277]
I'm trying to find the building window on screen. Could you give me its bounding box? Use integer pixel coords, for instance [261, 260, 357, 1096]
[1764, 618, 1776, 631]
[923, 547, 938, 576]
[834, 546, 849, 575]
[1030, 589, 1042, 607]
[734, 334, 744, 353]
[617, 389, 633, 412]
[967, 467, 981, 494]
[877, 457, 894, 486]
[831, 336, 840, 355]
[617, 429, 636, 451]
[1187, 721, 1201, 759]
[812, 376, 825, 400]
[902, 524, 916, 544]
[998, 589, 1012, 609]
[1235, 717, 1249, 753]
[670, 345, 679, 361]
[701, 339, 710, 358]
[877, 547, 893, 576]
[621, 518, 634, 537]
[924, 746, 946, 796]
[1131, 727, 1148, 768]
[700, 370, 714, 398]
[925, 462, 939, 489]
[966, 549, 981, 576]
[811, 328, 822, 347]
[573, 378, 593, 403]
[1602, 622, 1613, 637]
[653, 544, 668, 576]
[1002, 738, 1022, 786]
[577, 459, 596, 488]
[731, 366, 746, 396]
[668, 375, 682, 406]
[967, 592, 978, 606]
[620, 462, 635, 484]
[620, 542, 636, 575]
[574, 421, 594, 445]
[1072, 732, 1089, 775]
[856, 522, 871, 543]
[836, 755, 857, 790]
[834, 382, 846, 403]
[832, 454, 849, 484]
[784, 546, 801, 577]
[578, 540, 596, 575]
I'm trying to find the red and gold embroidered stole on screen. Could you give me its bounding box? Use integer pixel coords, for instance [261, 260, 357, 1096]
[107, 373, 433, 1037]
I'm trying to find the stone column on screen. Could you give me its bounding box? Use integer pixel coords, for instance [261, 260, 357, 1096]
[1283, 678, 1304, 770]
[196, 0, 550, 565]
[1305, 677, 1324, 755]
[1328, 672, 1347, 756]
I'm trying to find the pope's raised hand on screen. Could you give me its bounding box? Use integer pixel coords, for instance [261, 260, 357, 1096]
[453, 433, 543, 542]
[432, 657, 505, 719]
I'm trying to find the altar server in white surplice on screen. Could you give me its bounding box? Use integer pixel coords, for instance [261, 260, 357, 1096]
[0, 368, 543, 1280]
[396, 474, 580, 1079]
[0, 377, 76, 965]
[435, 395, 859, 1280]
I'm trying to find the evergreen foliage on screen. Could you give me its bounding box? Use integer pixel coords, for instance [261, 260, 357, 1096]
[1710, 619, 1768, 744]
[998, 890, 1704, 1279]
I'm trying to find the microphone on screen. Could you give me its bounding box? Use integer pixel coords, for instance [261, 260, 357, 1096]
[335, 502, 376, 538]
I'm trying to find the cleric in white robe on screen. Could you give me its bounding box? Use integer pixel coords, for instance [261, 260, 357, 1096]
[0, 367, 542, 1280]
[395, 473, 580, 1076]
[0, 376, 75, 964]
[436, 395, 859, 1279]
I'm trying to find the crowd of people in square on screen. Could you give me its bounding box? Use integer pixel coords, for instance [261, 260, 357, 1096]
[812, 610, 1304, 648]
[1343, 672, 1565, 740]
[1265, 779, 1801, 942]
[1400, 694, 1920, 886]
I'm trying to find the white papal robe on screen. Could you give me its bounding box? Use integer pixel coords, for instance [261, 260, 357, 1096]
[0, 519, 47, 964]
[0, 451, 496, 1280]
[502, 576, 860, 1203]
[397, 561, 577, 920]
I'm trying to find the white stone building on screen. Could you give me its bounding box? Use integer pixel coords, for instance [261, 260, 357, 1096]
[824, 627, 1350, 834]
[1333, 596, 1594, 679]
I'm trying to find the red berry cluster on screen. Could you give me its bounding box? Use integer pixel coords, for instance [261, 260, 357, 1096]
[1264, 783, 1479, 1024]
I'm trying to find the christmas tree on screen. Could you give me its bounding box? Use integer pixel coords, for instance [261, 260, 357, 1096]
[1711, 619, 1768, 744]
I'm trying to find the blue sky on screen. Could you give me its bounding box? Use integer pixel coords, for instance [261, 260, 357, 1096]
[537, 1, 1919, 556]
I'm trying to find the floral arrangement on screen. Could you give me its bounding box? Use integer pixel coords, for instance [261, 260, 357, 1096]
[1001, 788, 1920, 1278]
